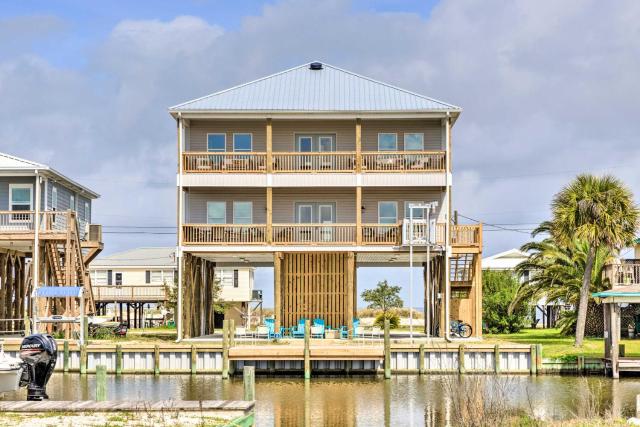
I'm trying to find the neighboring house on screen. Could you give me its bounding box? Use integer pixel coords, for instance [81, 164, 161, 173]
[89, 247, 256, 328]
[482, 248, 566, 328]
[170, 61, 483, 339]
[0, 152, 102, 333]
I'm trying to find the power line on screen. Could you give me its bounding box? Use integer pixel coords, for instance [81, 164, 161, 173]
[456, 213, 533, 235]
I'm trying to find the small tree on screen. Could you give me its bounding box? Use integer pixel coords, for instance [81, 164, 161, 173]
[361, 280, 403, 327]
[483, 270, 530, 334]
[165, 274, 226, 327]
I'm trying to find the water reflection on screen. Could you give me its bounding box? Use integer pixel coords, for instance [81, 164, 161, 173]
[4, 374, 640, 425]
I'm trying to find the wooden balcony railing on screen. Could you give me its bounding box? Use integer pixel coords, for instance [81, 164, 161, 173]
[182, 151, 446, 173]
[361, 224, 401, 245]
[272, 152, 356, 172]
[603, 260, 640, 287]
[93, 285, 168, 302]
[272, 224, 356, 244]
[183, 152, 267, 173]
[183, 224, 266, 244]
[361, 151, 445, 172]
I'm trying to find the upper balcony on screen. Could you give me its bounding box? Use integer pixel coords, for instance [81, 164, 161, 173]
[182, 151, 446, 174]
[0, 210, 102, 244]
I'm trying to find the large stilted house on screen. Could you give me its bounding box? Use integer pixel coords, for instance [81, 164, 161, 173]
[170, 62, 482, 339]
[0, 152, 102, 334]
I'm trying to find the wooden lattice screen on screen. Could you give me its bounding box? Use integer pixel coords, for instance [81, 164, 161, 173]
[276, 252, 356, 329]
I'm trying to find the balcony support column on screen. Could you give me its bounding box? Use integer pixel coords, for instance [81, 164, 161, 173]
[266, 118, 273, 173]
[355, 118, 362, 172]
[356, 187, 362, 245]
[274, 252, 282, 331]
[266, 187, 273, 244]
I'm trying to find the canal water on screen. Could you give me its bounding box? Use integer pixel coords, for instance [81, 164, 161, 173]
[4, 374, 640, 425]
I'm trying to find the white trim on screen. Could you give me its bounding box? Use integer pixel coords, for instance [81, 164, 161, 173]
[378, 201, 398, 224]
[206, 133, 227, 152]
[404, 201, 426, 219]
[378, 133, 398, 151]
[232, 133, 253, 152]
[404, 132, 424, 151]
[9, 183, 33, 212]
[232, 201, 253, 224]
[206, 201, 227, 224]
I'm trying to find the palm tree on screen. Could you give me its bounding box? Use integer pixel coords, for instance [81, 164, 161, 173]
[509, 223, 613, 334]
[549, 174, 639, 346]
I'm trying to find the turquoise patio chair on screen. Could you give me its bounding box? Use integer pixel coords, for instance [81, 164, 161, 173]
[340, 318, 360, 339]
[311, 318, 325, 338]
[291, 319, 307, 338]
[264, 318, 282, 339]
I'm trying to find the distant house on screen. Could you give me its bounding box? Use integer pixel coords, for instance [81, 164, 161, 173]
[482, 248, 565, 328]
[89, 247, 258, 328]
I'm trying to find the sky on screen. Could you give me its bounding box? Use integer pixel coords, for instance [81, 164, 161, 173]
[2, 0, 640, 308]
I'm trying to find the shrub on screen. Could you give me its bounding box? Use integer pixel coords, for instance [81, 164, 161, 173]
[483, 270, 530, 334]
[374, 312, 400, 329]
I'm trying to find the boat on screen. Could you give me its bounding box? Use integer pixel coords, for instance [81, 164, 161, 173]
[0, 347, 22, 393]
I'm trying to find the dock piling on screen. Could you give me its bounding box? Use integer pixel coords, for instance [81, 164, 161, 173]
[458, 345, 466, 374]
[115, 344, 122, 375]
[80, 344, 87, 375]
[243, 366, 255, 401]
[190, 345, 197, 375]
[530, 345, 537, 375]
[63, 340, 69, 373]
[96, 365, 107, 401]
[418, 343, 425, 374]
[536, 343, 542, 373]
[636, 394, 640, 418]
[222, 319, 229, 379]
[154, 345, 160, 375]
[229, 319, 235, 347]
[494, 344, 501, 374]
[304, 320, 311, 379]
[384, 319, 391, 379]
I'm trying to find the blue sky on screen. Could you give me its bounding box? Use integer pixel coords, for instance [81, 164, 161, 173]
[2, 0, 639, 308]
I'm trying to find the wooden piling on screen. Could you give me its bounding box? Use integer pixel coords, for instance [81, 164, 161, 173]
[229, 319, 235, 347]
[82, 316, 89, 344]
[384, 319, 391, 379]
[222, 319, 229, 379]
[494, 344, 501, 374]
[24, 315, 30, 337]
[80, 344, 87, 375]
[304, 320, 311, 380]
[536, 343, 542, 373]
[636, 394, 640, 418]
[63, 340, 69, 373]
[458, 345, 466, 374]
[115, 344, 122, 375]
[190, 345, 197, 375]
[418, 343, 425, 374]
[530, 345, 537, 375]
[243, 366, 255, 401]
[154, 345, 160, 375]
[95, 365, 107, 401]
[577, 355, 585, 375]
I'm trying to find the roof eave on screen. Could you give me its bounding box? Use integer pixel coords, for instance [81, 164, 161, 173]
[169, 109, 462, 120]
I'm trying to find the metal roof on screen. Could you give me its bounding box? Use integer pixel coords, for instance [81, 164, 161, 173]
[91, 247, 176, 268]
[0, 152, 100, 199]
[169, 62, 461, 113]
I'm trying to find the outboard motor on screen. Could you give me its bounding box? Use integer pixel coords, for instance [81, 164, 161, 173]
[18, 334, 57, 401]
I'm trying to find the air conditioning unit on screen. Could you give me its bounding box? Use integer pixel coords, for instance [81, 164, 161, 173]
[89, 224, 102, 242]
[402, 219, 436, 246]
[252, 290, 263, 301]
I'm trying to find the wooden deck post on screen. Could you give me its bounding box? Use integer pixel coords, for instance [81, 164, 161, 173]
[266, 188, 273, 244]
[274, 253, 282, 331]
[384, 319, 391, 379]
[304, 320, 311, 379]
[266, 118, 273, 173]
[96, 365, 107, 401]
[154, 345, 160, 375]
[80, 344, 87, 375]
[418, 343, 425, 374]
[355, 118, 362, 172]
[222, 319, 229, 379]
[347, 253, 355, 338]
[243, 366, 255, 401]
[356, 187, 362, 245]
[63, 340, 69, 373]
[190, 344, 197, 375]
[494, 344, 501, 374]
[458, 344, 466, 374]
[612, 303, 620, 379]
[115, 344, 123, 375]
[530, 345, 537, 375]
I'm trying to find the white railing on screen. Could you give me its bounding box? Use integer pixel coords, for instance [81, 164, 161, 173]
[604, 261, 640, 286]
[272, 152, 355, 172]
[402, 219, 436, 245]
[272, 224, 356, 244]
[93, 285, 168, 301]
[0, 211, 34, 232]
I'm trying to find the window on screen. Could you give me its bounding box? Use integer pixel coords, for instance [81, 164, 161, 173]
[84, 201, 90, 222]
[452, 289, 470, 299]
[318, 136, 334, 152]
[164, 270, 175, 284]
[297, 136, 313, 152]
[296, 135, 336, 152]
[115, 272, 123, 286]
[92, 270, 108, 286]
[207, 134, 226, 152]
[233, 133, 252, 152]
[150, 270, 163, 283]
[233, 270, 239, 288]
[295, 203, 336, 223]
[51, 186, 58, 210]
[378, 133, 397, 151]
[70, 194, 75, 211]
[378, 202, 398, 224]
[207, 202, 226, 224]
[233, 202, 252, 224]
[145, 270, 151, 284]
[404, 133, 424, 151]
[216, 270, 233, 287]
[318, 204, 334, 223]
[404, 201, 427, 219]
[9, 184, 32, 214]
[297, 204, 313, 223]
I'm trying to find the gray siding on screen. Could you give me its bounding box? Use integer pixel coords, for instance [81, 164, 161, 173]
[361, 119, 443, 151]
[187, 120, 266, 152]
[362, 188, 445, 223]
[272, 120, 356, 151]
[47, 180, 92, 222]
[186, 188, 266, 224]
[0, 177, 37, 210]
[272, 188, 356, 223]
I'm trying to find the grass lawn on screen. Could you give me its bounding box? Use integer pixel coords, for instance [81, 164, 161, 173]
[484, 328, 640, 359]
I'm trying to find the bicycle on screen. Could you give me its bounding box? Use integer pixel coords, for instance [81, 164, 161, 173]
[449, 319, 472, 338]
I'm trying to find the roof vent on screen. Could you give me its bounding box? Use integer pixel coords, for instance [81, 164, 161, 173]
[309, 62, 323, 70]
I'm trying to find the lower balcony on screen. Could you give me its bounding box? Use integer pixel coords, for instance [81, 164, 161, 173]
[603, 260, 640, 287]
[182, 223, 481, 247]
